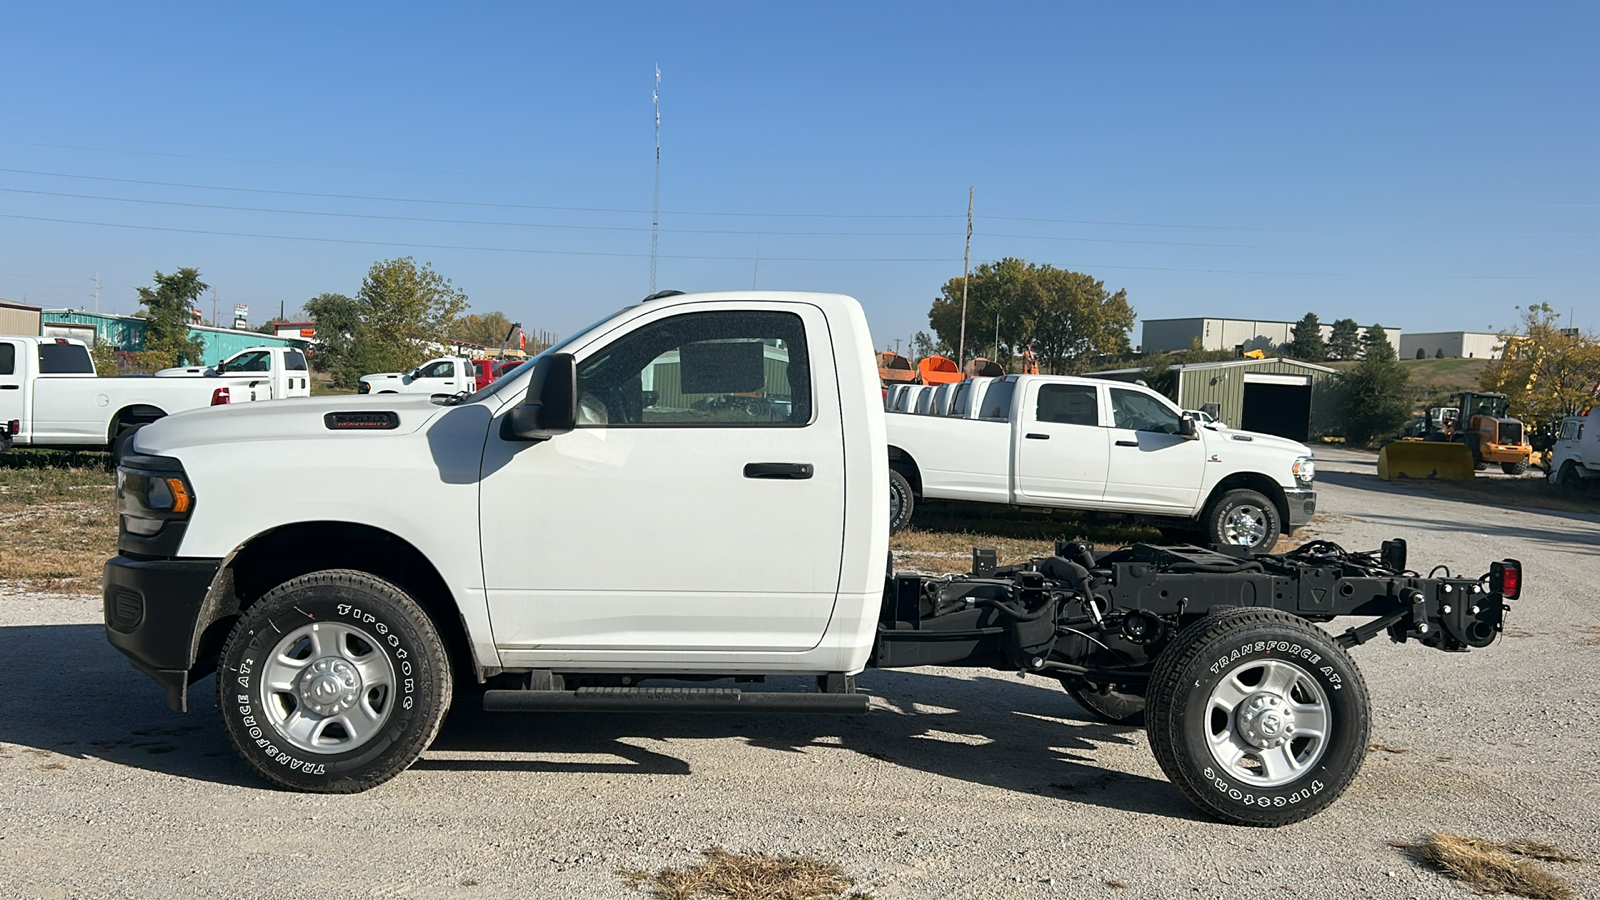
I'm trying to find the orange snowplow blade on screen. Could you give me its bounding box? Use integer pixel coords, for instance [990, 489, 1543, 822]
[1377, 441, 1475, 481]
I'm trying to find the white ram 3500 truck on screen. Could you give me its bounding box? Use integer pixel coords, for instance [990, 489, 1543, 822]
[885, 374, 1317, 551]
[104, 291, 1518, 826]
[155, 346, 314, 401]
[359, 356, 474, 395]
[0, 336, 301, 458]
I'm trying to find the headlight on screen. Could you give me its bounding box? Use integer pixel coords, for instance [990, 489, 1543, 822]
[358, 381, 371, 394]
[1292, 456, 1316, 484]
[117, 466, 195, 536]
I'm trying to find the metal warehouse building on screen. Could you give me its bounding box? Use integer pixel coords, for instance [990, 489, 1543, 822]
[0, 298, 43, 335]
[1089, 357, 1341, 442]
[40, 310, 311, 365]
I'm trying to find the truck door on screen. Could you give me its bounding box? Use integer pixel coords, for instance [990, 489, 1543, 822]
[1013, 381, 1109, 505]
[408, 359, 460, 394]
[0, 339, 24, 439]
[1103, 386, 1206, 511]
[478, 303, 846, 654]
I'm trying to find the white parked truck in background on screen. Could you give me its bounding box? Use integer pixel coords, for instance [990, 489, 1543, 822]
[0, 335, 300, 460]
[359, 357, 474, 396]
[155, 346, 314, 402]
[103, 290, 1518, 827]
[885, 374, 1317, 551]
[1549, 410, 1598, 492]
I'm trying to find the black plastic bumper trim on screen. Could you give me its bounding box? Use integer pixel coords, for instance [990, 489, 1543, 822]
[103, 555, 222, 711]
[1284, 488, 1317, 531]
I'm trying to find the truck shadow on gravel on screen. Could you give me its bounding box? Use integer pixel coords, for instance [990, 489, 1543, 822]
[0, 625, 1202, 820]
[419, 670, 1206, 822]
[0, 624, 258, 788]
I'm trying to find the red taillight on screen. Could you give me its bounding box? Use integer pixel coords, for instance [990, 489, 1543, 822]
[6, 419, 17, 435]
[1491, 560, 1521, 600]
[210, 387, 231, 406]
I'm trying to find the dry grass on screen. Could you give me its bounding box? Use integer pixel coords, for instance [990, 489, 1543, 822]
[619, 849, 865, 900]
[0, 453, 117, 591]
[892, 500, 1163, 573]
[1391, 832, 1581, 899]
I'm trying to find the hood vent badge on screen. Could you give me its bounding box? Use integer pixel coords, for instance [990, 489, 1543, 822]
[324, 411, 400, 431]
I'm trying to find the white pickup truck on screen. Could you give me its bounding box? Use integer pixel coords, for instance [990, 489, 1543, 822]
[103, 290, 1518, 827]
[1548, 410, 1598, 492]
[886, 374, 1317, 551]
[155, 346, 313, 402]
[0, 335, 300, 459]
[359, 356, 474, 396]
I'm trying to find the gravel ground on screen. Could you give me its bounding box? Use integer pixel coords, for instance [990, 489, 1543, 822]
[2, 446, 1597, 900]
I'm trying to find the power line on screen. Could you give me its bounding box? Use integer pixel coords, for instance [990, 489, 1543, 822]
[0, 166, 962, 220]
[0, 213, 964, 262]
[978, 213, 1322, 234]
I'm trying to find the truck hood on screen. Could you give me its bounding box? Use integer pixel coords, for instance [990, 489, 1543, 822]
[131, 394, 444, 454]
[1206, 428, 1312, 457]
[361, 372, 405, 382]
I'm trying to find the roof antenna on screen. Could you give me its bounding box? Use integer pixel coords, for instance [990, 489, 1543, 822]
[650, 63, 661, 295]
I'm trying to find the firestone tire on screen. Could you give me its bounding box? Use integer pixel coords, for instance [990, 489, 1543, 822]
[1145, 609, 1370, 827]
[888, 468, 915, 535]
[217, 570, 452, 793]
[1061, 676, 1146, 726]
[1204, 489, 1281, 553]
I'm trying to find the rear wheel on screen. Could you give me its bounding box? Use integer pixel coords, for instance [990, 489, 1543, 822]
[1061, 676, 1145, 726]
[217, 570, 452, 793]
[1557, 463, 1586, 494]
[1145, 609, 1369, 826]
[1204, 489, 1280, 552]
[888, 468, 915, 535]
[1500, 459, 1529, 476]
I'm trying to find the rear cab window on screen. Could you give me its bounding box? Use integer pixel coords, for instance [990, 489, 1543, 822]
[0, 341, 15, 375]
[37, 342, 95, 374]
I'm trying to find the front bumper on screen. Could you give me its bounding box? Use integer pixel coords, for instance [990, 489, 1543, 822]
[1284, 487, 1317, 532]
[103, 555, 222, 711]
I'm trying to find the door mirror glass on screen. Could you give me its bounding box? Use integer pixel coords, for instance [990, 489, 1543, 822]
[1179, 414, 1198, 438]
[504, 353, 577, 441]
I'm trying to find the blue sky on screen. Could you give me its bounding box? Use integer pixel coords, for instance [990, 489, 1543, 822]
[1, 2, 1594, 350]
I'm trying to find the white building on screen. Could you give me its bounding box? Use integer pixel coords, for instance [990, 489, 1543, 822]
[1140, 317, 1402, 357]
[1398, 331, 1503, 360]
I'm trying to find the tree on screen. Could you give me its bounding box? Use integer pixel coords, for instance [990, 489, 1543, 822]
[1480, 303, 1600, 423]
[927, 258, 1134, 373]
[452, 311, 518, 348]
[910, 330, 948, 359]
[1328, 318, 1361, 361]
[1287, 313, 1326, 361]
[1361, 325, 1397, 362]
[354, 257, 469, 375]
[1434, 348, 1445, 359]
[1340, 349, 1411, 444]
[135, 267, 209, 366]
[1416, 347, 1427, 359]
[303, 293, 363, 388]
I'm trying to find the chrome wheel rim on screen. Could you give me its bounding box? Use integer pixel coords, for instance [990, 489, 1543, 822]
[259, 622, 396, 754]
[1205, 659, 1330, 787]
[1222, 504, 1268, 546]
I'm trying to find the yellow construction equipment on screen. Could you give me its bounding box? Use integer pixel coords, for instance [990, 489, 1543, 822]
[1377, 441, 1476, 481]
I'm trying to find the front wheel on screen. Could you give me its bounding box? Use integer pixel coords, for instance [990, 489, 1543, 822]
[1145, 609, 1370, 826]
[1557, 463, 1587, 495]
[217, 570, 452, 793]
[888, 468, 915, 535]
[1204, 489, 1281, 552]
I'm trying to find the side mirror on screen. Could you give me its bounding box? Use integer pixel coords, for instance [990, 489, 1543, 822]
[1178, 415, 1198, 439]
[641, 390, 659, 409]
[502, 353, 577, 442]
[215, 362, 228, 375]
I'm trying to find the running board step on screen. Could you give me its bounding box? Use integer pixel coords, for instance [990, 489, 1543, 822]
[482, 686, 869, 715]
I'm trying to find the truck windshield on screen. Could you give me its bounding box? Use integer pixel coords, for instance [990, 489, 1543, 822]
[37, 342, 95, 374]
[455, 309, 625, 405]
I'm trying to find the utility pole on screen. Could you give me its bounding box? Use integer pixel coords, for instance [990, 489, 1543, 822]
[211, 288, 218, 328]
[650, 63, 661, 295]
[957, 186, 973, 364]
[93, 271, 100, 314]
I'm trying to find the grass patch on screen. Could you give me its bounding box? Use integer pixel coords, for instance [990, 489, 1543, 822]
[0, 458, 117, 590]
[620, 848, 866, 900]
[1391, 832, 1580, 899]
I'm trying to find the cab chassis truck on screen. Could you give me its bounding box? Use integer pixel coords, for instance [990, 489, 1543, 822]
[104, 290, 1519, 828]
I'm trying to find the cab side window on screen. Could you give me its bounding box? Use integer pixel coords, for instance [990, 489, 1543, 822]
[575, 311, 811, 427]
[977, 380, 1015, 420]
[1109, 387, 1182, 434]
[418, 360, 455, 379]
[1036, 384, 1099, 426]
[0, 342, 14, 375]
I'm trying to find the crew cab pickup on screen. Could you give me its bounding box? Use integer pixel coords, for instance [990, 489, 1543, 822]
[885, 374, 1317, 551]
[359, 357, 474, 395]
[155, 346, 314, 402]
[0, 335, 290, 458]
[103, 291, 1518, 827]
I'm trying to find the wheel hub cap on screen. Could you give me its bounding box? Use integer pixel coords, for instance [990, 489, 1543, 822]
[298, 657, 362, 716]
[1236, 693, 1295, 749]
[1225, 506, 1266, 545]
